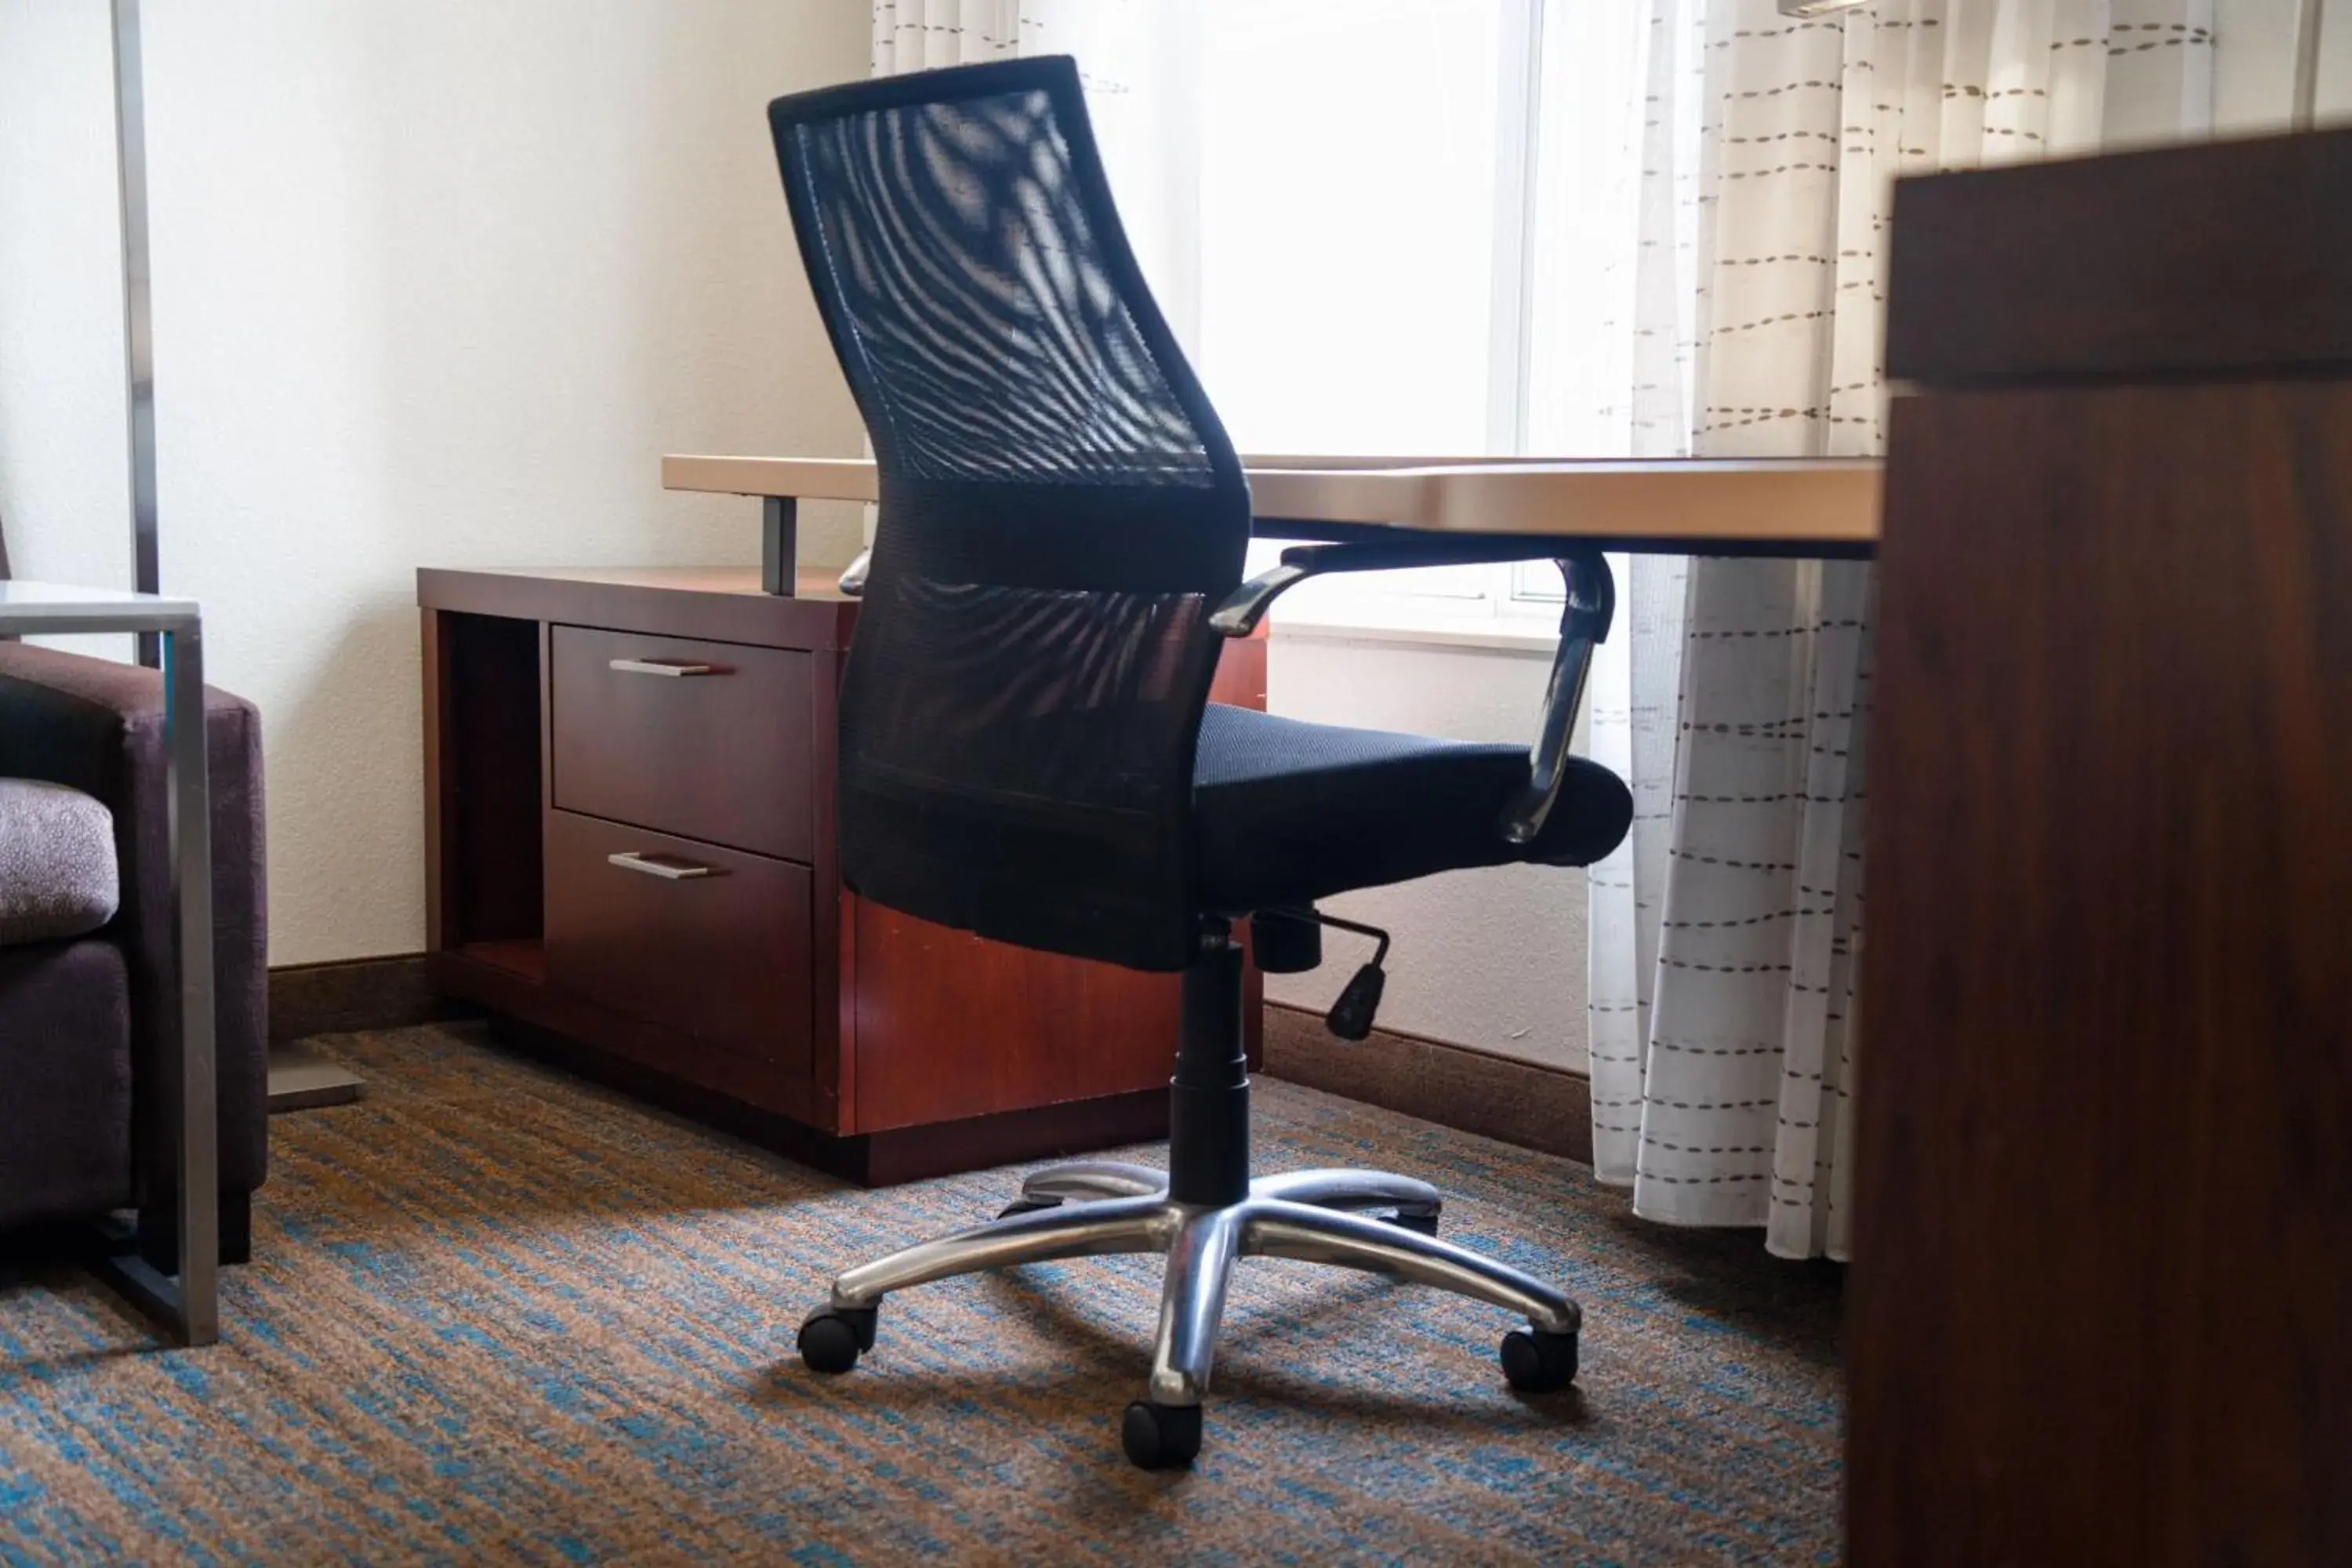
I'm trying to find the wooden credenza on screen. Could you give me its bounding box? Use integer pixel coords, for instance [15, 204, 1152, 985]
[1851, 132, 2352, 1563]
[417, 566, 1265, 1184]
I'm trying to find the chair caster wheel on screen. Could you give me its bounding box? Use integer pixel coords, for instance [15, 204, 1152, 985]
[1386, 1209, 1440, 1236]
[1500, 1327, 1579, 1392]
[797, 1306, 877, 1374]
[997, 1197, 1061, 1221]
[1120, 1400, 1203, 1469]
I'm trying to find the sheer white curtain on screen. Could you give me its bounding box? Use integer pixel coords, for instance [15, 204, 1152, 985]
[872, 2, 1201, 333]
[1585, 0, 2214, 1260]
[862, 2, 1197, 555]
[869, 0, 1020, 69]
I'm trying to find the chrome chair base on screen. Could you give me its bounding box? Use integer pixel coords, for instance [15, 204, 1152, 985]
[799, 1160, 1583, 1468]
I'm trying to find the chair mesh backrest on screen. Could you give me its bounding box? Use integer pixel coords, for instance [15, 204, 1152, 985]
[771, 57, 1252, 971]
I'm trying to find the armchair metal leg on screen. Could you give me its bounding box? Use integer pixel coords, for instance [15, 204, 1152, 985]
[829, 1195, 1171, 1310]
[1018, 1160, 1169, 1204]
[1241, 1198, 1581, 1336]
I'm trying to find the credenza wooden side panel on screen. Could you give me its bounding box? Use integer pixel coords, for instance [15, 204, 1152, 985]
[1852, 381, 2352, 1567]
[841, 635, 1271, 1135]
[421, 607, 543, 957]
[848, 905, 1182, 1134]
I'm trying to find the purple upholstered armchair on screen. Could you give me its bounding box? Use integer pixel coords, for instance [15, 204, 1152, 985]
[0, 641, 270, 1267]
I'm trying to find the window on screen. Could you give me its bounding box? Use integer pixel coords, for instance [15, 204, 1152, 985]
[1167, 1, 1647, 633]
[1196, 0, 1510, 458]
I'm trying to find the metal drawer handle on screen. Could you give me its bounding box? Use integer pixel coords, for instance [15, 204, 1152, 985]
[607, 851, 720, 880]
[608, 658, 719, 677]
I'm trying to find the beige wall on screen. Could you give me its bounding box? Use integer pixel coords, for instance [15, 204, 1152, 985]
[1266, 629, 1592, 1073]
[2214, 0, 2352, 136]
[0, 0, 870, 965]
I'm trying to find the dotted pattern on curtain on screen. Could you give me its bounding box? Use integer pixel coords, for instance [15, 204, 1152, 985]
[1587, 0, 2212, 1261]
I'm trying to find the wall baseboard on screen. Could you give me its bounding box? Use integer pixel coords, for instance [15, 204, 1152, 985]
[269, 954, 467, 1044]
[265, 964, 1595, 1165]
[1261, 1002, 1593, 1165]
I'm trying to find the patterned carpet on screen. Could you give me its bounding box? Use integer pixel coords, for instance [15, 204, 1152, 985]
[0, 1023, 1840, 1566]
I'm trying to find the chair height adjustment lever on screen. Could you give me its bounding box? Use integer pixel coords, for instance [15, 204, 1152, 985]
[1309, 910, 1392, 1042]
[1326, 960, 1387, 1043]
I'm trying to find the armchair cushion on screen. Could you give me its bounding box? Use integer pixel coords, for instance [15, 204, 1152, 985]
[0, 779, 119, 946]
[0, 939, 132, 1229]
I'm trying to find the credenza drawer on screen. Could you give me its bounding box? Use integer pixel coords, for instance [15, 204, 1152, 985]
[543, 811, 812, 1073]
[550, 625, 813, 861]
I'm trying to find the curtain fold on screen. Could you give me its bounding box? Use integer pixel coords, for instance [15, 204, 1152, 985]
[1587, 0, 2213, 1260]
[870, 1, 1196, 332]
[870, 1, 1024, 73]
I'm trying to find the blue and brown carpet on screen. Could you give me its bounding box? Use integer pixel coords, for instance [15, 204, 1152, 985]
[1, 1023, 1839, 1565]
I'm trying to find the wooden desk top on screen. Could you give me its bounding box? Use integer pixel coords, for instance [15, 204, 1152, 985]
[662, 453, 1882, 553]
[419, 564, 860, 649]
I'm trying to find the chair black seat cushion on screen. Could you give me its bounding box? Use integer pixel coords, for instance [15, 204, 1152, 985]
[1191, 704, 1633, 913]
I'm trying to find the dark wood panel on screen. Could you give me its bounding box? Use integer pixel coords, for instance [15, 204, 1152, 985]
[544, 812, 814, 1084]
[808, 644, 851, 1131]
[858, 1089, 1166, 1186]
[848, 899, 1181, 1133]
[423, 610, 446, 949]
[461, 940, 545, 984]
[430, 949, 815, 1125]
[550, 625, 814, 861]
[846, 633, 1270, 1134]
[429, 611, 543, 950]
[1887, 129, 2352, 387]
[844, 898, 1261, 1137]
[1852, 381, 2352, 1567]
[419, 566, 858, 651]
[480, 1009, 1164, 1187]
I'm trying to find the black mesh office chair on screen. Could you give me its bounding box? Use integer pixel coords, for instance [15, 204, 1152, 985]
[772, 56, 1632, 1469]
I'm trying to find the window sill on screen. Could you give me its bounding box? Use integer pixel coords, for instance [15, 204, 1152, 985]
[1268, 612, 1560, 655]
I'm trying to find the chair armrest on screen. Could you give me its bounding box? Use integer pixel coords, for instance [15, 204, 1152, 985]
[0, 644, 270, 1196]
[1504, 553, 1614, 844]
[1208, 536, 1575, 637]
[1208, 539, 1617, 846]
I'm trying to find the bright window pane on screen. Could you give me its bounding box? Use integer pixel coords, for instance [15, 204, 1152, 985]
[1195, 0, 1506, 458]
[1523, 0, 1647, 457]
